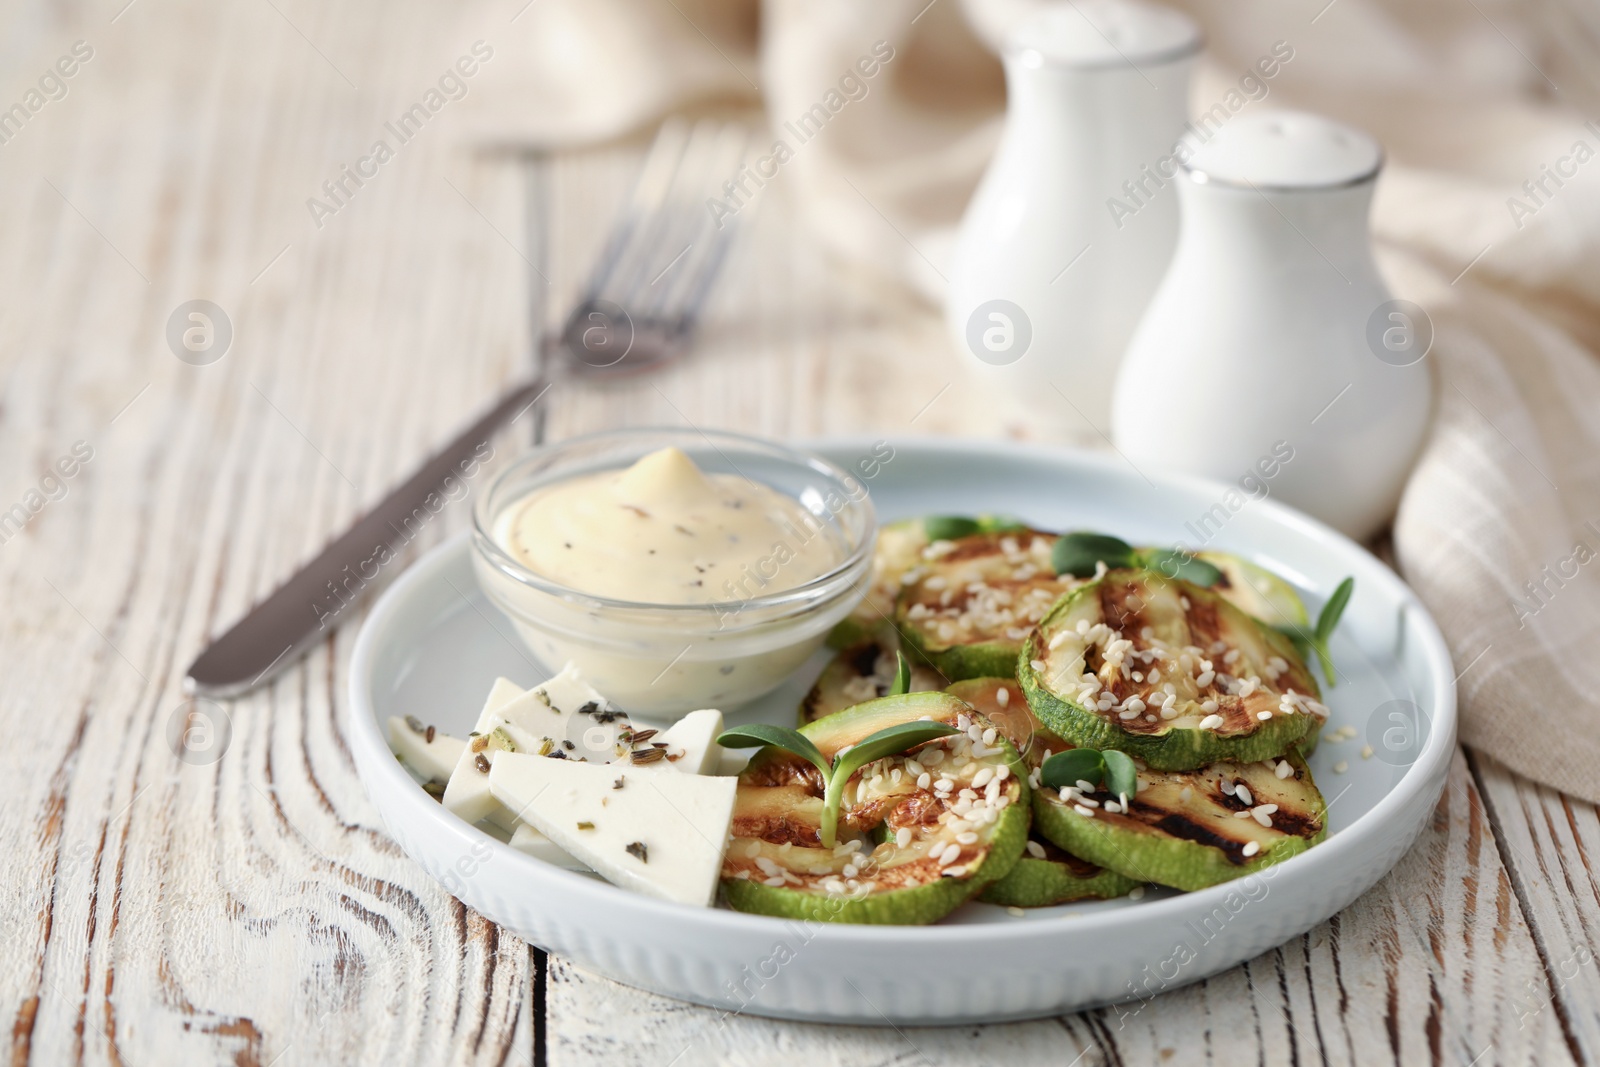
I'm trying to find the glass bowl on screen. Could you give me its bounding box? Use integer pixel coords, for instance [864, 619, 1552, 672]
[471, 428, 877, 717]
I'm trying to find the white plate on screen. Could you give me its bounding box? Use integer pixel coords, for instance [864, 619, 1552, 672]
[347, 438, 1455, 1025]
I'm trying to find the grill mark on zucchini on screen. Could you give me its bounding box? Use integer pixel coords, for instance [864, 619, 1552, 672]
[850, 643, 881, 678]
[1145, 809, 1252, 863]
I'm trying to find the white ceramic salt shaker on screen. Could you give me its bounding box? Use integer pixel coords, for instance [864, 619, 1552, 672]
[1112, 109, 1432, 542]
[946, 0, 1201, 431]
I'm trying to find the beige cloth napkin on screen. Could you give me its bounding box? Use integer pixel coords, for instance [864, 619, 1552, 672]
[461, 0, 1600, 803]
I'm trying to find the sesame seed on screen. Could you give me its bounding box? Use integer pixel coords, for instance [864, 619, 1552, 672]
[764, 876, 787, 887]
[1235, 784, 1253, 806]
[1361, 745, 1374, 760]
[1026, 840, 1046, 858]
[996, 687, 1011, 707]
[1074, 804, 1095, 817]
[1258, 711, 1273, 721]
[1333, 760, 1349, 774]
[1007, 906, 1027, 917]
[1242, 841, 1260, 858]
[1030, 659, 1047, 672]
[1276, 760, 1294, 779]
[1199, 714, 1224, 730]
[1129, 886, 1147, 900]
[956, 832, 979, 845]
[896, 827, 912, 848]
[1234, 810, 1254, 819]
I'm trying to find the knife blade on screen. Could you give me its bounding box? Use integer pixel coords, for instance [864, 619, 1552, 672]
[184, 379, 547, 697]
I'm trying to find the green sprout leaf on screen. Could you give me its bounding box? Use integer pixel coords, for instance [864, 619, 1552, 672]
[715, 724, 831, 782]
[1039, 748, 1139, 802]
[1102, 749, 1138, 802]
[976, 513, 1029, 533]
[1039, 748, 1105, 791]
[1310, 576, 1354, 686]
[822, 719, 959, 849]
[1140, 547, 1223, 588]
[888, 651, 912, 697]
[1052, 532, 1138, 578]
[1317, 577, 1354, 642]
[722, 712, 960, 849]
[922, 516, 982, 541]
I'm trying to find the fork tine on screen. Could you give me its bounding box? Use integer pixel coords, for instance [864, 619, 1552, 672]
[583, 118, 690, 305]
[659, 125, 750, 330]
[626, 121, 747, 322]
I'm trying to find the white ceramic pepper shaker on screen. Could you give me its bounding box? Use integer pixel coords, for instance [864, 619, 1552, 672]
[1112, 109, 1432, 542]
[946, 0, 1201, 431]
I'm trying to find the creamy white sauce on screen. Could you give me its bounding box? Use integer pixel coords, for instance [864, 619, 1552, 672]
[498, 447, 844, 605]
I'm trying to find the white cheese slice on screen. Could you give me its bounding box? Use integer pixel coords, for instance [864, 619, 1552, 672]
[509, 823, 592, 871]
[489, 753, 737, 906]
[387, 717, 466, 783]
[441, 712, 544, 829]
[650, 709, 724, 775]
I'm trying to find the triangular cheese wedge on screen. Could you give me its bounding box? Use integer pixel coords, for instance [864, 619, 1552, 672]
[489, 753, 736, 906]
[387, 717, 466, 783]
[652, 709, 723, 775]
[442, 665, 621, 829]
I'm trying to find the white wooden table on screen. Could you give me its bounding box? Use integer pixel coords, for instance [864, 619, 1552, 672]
[5, 1, 1598, 1063]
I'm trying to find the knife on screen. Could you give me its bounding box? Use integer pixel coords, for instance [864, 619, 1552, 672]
[183, 379, 549, 697]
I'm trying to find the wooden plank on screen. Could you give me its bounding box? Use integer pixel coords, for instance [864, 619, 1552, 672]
[1471, 752, 1600, 1063]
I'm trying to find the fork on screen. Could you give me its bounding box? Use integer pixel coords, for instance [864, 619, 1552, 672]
[184, 118, 750, 697]
[549, 118, 749, 377]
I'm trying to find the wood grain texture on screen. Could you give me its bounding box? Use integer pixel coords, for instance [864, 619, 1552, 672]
[0, 0, 1594, 1064]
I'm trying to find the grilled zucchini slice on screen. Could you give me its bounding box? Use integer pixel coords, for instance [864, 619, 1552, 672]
[721, 692, 1029, 925]
[978, 835, 1140, 907]
[897, 529, 1082, 681]
[960, 673, 1326, 892]
[800, 636, 947, 724]
[826, 518, 928, 649]
[947, 677, 1136, 906]
[1019, 571, 1324, 770]
[1031, 743, 1327, 891]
